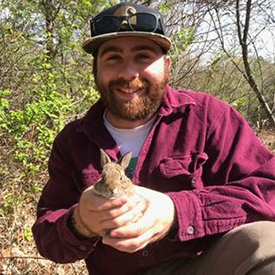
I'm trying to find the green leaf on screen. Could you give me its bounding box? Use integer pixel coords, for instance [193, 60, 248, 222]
[24, 226, 33, 242]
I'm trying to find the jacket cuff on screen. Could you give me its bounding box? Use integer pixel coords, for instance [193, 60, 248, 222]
[61, 206, 101, 257]
[167, 191, 204, 242]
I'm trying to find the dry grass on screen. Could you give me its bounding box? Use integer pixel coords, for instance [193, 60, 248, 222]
[257, 129, 275, 153]
[0, 142, 88, 275]
[0, 190, 88, 275]
[0, 130, 274, 274]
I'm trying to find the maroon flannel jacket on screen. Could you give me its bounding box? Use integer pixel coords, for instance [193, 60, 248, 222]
[32, 85, 275, 275]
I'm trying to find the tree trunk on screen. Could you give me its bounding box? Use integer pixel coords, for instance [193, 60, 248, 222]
[41, 0, 61, 61]
[236, 0, 275, 127]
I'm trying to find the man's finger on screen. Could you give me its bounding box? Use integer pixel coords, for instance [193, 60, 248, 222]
[102, 228, 155, 253]
[100, 201, 145, 229]
[109, 208, 154, 238]
[83, 193, 128, 211]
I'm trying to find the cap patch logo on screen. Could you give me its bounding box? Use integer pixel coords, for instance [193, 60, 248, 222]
[113, 5, 137, 29]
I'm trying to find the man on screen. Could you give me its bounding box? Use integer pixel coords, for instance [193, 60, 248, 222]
[32, 3, 275, 275]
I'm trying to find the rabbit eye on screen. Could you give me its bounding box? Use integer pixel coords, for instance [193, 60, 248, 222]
[119, 170, 127, 181]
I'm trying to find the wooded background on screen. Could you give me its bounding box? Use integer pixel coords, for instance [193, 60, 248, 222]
[0, 0, 274, 274]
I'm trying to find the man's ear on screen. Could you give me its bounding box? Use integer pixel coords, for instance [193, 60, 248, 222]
[165, 55, 171, 69]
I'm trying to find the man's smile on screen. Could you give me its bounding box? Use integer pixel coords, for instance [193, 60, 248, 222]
[114, 87, 146, 100]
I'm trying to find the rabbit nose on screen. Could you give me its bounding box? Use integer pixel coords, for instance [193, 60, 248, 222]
[112, 188, 118, 194]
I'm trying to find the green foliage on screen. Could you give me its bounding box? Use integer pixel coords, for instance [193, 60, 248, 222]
[0, 0, 103, 188]
[24, 226, 33, 242]
[0, 89, 11, 118]
[232, 97, 249, 112]
[0, 4, 103, 270]
[171, 28, 196, 51]
[170, 28, 196, 65]
[0, 193, 22, 216]
[159, 3, 171, 14]
[1, 60, 99, 177]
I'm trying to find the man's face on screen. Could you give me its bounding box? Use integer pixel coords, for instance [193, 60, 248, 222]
[95, 37, 171, 123]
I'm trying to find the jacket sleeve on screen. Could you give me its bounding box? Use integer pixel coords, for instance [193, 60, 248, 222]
[32, 127, 100, 263]
[167, 104, 275, 242]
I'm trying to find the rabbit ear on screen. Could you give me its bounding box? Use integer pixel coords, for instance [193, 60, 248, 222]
[118, 152, 132, 170]
[100, 149, 111, 167]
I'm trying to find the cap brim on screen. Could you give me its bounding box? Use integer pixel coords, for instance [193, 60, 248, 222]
[82, 31, 171, 54]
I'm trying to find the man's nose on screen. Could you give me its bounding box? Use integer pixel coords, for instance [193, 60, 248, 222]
[117, 61, 139, 81]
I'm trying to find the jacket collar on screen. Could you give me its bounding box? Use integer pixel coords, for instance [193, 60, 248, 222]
[158, 85, 196, 116]
[78, 100, 119, 159]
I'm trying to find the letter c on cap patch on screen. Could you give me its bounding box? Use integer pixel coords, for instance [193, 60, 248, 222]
[114, 6, 137, 28]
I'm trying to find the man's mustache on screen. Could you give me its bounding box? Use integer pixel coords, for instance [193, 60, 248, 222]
[109, 78, 149, 91]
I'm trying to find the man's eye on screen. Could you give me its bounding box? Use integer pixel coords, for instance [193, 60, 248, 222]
[137, 54, 154, 62]
[107, 55, 121, 61]
[138, 54, 151, 59]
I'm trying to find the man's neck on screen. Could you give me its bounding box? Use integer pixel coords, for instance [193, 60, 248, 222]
[105, 109, 157, 129]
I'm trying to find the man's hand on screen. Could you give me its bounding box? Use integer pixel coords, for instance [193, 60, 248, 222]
[102, 186, 176, 253]
[73, 185, 146, 238]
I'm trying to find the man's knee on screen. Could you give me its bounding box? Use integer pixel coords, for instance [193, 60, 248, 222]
[144, 222, 275, 275]
[236, 221, 275, 240]
[207, 221, 275, 275]
[235, 221, 275, 274]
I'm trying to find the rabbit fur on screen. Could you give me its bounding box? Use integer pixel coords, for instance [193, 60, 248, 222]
[92, 149, 135, 199]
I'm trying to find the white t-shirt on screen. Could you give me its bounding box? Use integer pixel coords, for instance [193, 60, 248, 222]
[103, 112, 155, 158]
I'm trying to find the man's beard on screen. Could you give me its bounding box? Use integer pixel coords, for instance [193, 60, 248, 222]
[96, 66, 170, 121]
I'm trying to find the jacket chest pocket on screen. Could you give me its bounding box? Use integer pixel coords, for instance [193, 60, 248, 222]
[158, 152, 208, 190]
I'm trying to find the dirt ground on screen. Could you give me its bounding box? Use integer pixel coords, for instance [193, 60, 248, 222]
[258, 129, 275, 153]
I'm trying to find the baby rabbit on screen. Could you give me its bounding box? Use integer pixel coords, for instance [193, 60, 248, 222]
[92, 149, 135, 199]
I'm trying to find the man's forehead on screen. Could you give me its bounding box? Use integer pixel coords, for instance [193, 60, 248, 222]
[98, 36, 163, 56]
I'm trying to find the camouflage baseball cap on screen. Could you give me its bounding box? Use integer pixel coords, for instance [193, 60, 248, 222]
[83, 2, 171, 54]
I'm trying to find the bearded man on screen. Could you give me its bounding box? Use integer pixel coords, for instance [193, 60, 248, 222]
[32, 3, 275, 275]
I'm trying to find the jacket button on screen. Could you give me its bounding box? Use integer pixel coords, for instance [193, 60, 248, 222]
[79, 245, 87, 251]
[187, 226, 195, 235]
[142, 250, 149, 257]
[191, 177, 197, 187]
